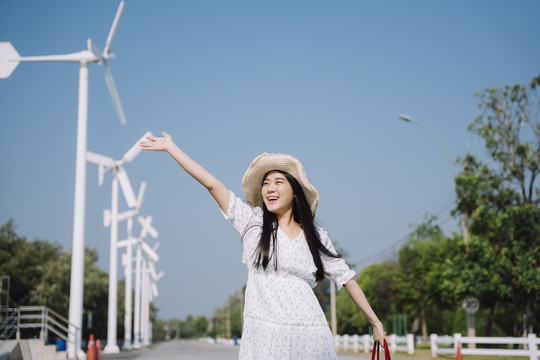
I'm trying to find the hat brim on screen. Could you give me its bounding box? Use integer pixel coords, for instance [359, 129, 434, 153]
[241, 153, 319, 216]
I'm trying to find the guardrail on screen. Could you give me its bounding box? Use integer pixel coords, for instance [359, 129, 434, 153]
[0, 306, 80, 348]
[334, 334, 414, 354]
[430, 333, 540, 359]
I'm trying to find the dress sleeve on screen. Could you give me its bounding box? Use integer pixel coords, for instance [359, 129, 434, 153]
[319, 229, 356, 291]
[220, 190, 261, 236]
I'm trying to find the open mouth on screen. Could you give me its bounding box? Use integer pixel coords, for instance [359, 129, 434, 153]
[267, 196, 279, 203]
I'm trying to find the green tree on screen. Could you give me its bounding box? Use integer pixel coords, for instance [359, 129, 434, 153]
[30, 247, 111, 340]
[453, 75, 540, 335]
[331, 261, 399, 335]
[193, 315, 209, 337]
[0, 220, 62, 307]
[397, 215, 459, 342]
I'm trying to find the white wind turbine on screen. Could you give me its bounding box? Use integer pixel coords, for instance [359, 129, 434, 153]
[0, 3, 127, 358]
[141, 254, 164, 347]
[133, 216, 159, 348]
[86, 131, 152, 354]
[115, 186, 161, 351]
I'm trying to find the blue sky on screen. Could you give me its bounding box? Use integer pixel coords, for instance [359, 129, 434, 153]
[1, 1, 539, 320]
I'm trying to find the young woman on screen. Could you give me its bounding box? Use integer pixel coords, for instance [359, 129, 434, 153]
[141, 132, 386, 359]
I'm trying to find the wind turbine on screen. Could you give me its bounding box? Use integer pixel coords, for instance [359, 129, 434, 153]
[133, 216, 159, 348]
[141, 254, 164, 346]
[0, 3, 127, 358]
[115, 182, 159, 350]
[86, 131, 152, 354]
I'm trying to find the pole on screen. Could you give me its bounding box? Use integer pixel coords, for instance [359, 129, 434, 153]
[466, 313, 476, 348]
[104, 177, 120, 353]
[122, 237, 133, 350]
[133, 244, 142, 348]
[330, 281, 337, 336]
[67, 61, 88, 360]
[141, 259, 150, 346]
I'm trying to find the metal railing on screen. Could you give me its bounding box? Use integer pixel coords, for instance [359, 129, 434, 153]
[0, 308, 18, 339]
[0, 306, 80, 347]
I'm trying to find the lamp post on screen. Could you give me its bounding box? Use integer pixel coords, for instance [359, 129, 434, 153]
[397, 114, 474, 344]
[396, 114, 469, 241]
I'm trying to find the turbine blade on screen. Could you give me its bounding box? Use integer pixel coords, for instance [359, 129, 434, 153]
[127, 217, 133, 234]
[0, 42, 21, 79]
[152, 241, 160, 252]
[152, 283, 158, 297]
[87, 39, 103, 62]
[138, 215, 158, 239]
[123, 131, 153, 164]
[138, 216, 148, 238]
[98, 165, 105, 186]
[104, 65, 126, 125]
[117, 168, 137, 208]
[146, 219, 159, 239]
[156, 271, 165, 281]
[117, 239, 130, 248]
[118, 209, 137, 222]
[149, 262, 157, 279]
[87, 151, 114, 167]
[141, 241, 159, 262]
[104, 0, 125, 58]
[103, 209, 112, 227]
[136, 182, 147, 209]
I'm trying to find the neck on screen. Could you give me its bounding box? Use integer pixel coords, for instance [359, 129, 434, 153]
[276, 209, 296, 228]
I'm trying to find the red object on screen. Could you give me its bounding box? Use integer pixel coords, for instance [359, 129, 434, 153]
[86, 334, 96, 360]
[371, 339, 391, 360]
[456, 341, 463, 360]
[95, 339, 102, 360]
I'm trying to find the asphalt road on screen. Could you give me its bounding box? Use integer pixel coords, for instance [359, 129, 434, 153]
[102, 340, 420, 360]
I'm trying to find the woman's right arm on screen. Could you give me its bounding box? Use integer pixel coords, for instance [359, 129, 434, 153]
[140, 132, 230, 214]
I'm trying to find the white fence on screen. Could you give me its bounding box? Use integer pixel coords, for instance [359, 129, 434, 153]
[430, 333, 540, 360]
[334, 334, 414, 354]
[199, 337, 239, 346]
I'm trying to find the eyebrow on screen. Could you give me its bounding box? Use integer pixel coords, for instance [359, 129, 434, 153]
[264, 175, 286, 182]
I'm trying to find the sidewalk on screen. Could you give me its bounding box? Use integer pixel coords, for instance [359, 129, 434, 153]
[101, 340, 430, 360]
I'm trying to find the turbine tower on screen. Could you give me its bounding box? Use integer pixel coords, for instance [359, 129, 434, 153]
[86, 131, 152, 354]
[0, 3, 127, 358]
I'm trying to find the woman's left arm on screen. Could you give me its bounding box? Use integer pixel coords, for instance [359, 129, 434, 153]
[343, 279, 386, 343]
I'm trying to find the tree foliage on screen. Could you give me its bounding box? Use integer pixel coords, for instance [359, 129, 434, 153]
[0, 220, 127, 341]
[453, 75, 540, 335]
[0, 220, 62, 307]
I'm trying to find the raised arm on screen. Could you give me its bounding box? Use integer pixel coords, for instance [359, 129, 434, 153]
[343, 279, 386, 343]
[140, 132, 230, 214]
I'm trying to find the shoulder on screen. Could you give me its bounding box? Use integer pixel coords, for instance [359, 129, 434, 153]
[317, 227, 331, 245]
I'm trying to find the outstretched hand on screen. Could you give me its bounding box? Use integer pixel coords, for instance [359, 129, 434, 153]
[140, 131, 173, 152]
[372, 321, 387, 344]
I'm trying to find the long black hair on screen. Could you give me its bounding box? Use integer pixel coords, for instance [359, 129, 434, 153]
[250, 170, 341, 282]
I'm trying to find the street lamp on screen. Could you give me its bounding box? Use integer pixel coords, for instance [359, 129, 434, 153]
[397, 114, 455, 168]
[397, 113, 475, 344]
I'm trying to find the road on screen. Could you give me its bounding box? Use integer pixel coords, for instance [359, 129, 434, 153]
[102, 340, 419, 360]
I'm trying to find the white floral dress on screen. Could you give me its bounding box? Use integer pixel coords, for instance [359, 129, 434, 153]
[221, 191, 356, 360]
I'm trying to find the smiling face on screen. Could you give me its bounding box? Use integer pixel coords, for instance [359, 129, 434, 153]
[261, 170, 296, 216]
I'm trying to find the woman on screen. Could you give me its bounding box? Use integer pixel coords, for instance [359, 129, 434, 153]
[141, 132, 385, 359]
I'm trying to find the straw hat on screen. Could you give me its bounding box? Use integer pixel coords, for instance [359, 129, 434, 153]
[241, 153, 319, 216]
